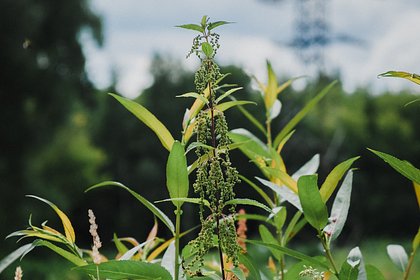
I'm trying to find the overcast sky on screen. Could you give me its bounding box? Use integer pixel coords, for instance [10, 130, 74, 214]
[83, 0, 420, 98]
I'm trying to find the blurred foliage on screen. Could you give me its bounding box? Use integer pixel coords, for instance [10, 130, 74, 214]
[0, 0, 103, 252]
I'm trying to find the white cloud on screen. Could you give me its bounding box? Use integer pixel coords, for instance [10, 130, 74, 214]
[84, 0, 420, 98]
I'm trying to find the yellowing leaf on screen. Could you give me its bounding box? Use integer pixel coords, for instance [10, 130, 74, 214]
[378, 71, 420, 85]
[26, 195, 76, 244]
[414, 181, 420, 208]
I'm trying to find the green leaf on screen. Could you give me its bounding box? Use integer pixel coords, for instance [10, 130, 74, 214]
[229, 267, 246, 280]
[298, 175, 328, 230]
[228, 129, 270, 162]
[368, 148, 420, 184]
[215, 87, 243, 104]
[109, 93, 174, 151]
[26, 195, 76, 244]
[273, 80, 337, 147]
[208, 21, 233, 30]
[225, 198, 272, 213]
[177, 92, 209, 105]
[238, 253, 262, 280]
[365, 264, 386, 280]
[86, 181, 175, 234]
[273, 207, 287, 231]
[239, 175, 274, 208]
[216, 100, 256, 112]
[378, 71, 420, 85]
[166, 141, 189, 208]
[259, 225, 283, 262]
[34, 240, 86, 266]
[386, 244, 408, 272]
[319, 156, 360, 202]
[155, 197, 210, 208]
[324, 170, 353, 243]
[246, 239, 329, 269]
[283, 212, 302, 244]
[256, 177, 301, 211]
[185, 141, 213, 155]
[0, 243, 35, 273]
[261, 167, 298, 193]
[347, 247, 367, 280]
[201, 15, 208, 27]
[339, 260, 360, 280]
[235, 213, 275, 226]
[176, 24, 204, 33]
[201, 42, 213, 57]
[113, 233, 129, 256]
[74, 260, 172, 280]
[233, 98, 266, 135]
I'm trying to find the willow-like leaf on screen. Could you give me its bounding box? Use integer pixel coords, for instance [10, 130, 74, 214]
[273, 81, 337, 147]
[86, 181, 175, 234]
[26, 195, 75, 244]
[378, 71, 420, 85]
[109, 93, 174, 151]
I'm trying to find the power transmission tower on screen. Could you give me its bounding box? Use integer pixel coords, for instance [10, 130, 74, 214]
[292, 0, 329, 69]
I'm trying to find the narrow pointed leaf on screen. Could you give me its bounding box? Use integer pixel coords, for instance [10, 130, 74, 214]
[256, 177, 301, 211]
[259, 225, 283, 262]
[215, 87, 243, 104]
[26, 195, 75, 244]
[225, 198, 271, 213]
[283, 211, 303, 243]
[74, 260, 172, 279]
[273, 81, 337, 147]
[262, 168, 298, 193]
[378, 71, 420, 85]
[109, 93, 174, 151]
[324, 170, 353, 242]
[238, 253, 262, 280]
[177, 92, 209, 104]
[292, 154, 320, 181]
[298, 175, 328, 230]
[119, 240, 152, 261]
[166, 141, 189, 208]
[233, 99, 266, 135]
[216, 100, 256, 112]
[155, 197, 210, 208]
[0, 243, 35, 273]
[176, 24, 204, 33]
[208, 21, 233, 30]
[240, 175, 274, 208]
[414, 181, 420, 208]
[386, 244, 408, 272]
[319, 156, 360, 202]
[368, 148, 420, 183]
[246, 239, 329, 269]
[113, 233, 129, 255]
[86, 181, 175, 234]
[33, 240, 86, 266]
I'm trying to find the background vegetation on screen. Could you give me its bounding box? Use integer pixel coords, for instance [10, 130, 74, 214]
[0, 0, 418, 278]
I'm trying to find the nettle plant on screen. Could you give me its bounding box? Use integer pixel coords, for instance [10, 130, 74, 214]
[1, 16, 419, 280]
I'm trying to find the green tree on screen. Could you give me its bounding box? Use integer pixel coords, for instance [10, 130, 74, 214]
[0, 0, 103, 250]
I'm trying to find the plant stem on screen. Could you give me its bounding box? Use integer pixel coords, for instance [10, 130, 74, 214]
[216, 216, 226, 280]
[403, 249, 418, 280]
[320, 233, 339, 276]
[174, 208, 182, 280]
